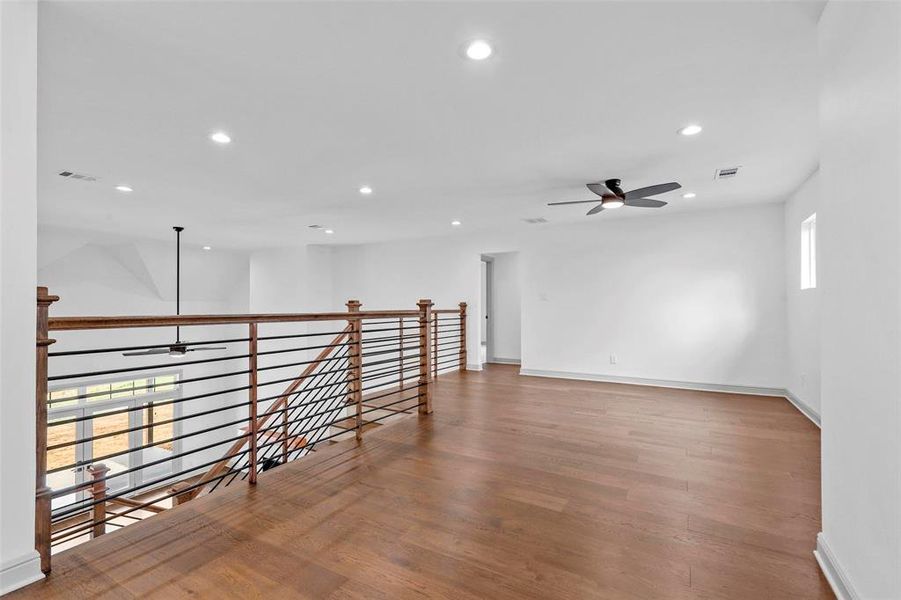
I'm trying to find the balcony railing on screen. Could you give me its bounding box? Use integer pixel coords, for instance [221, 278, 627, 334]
[33, 287, 467, 574]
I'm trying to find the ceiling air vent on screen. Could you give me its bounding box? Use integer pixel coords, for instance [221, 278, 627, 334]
[522, 217, 548, 224]
[714, 166, 740, 180]
[58, 170, 99, 182]
[307, 224, 323, 229]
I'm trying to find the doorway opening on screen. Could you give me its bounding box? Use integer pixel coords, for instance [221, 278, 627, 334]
[480, 252, 521, 366]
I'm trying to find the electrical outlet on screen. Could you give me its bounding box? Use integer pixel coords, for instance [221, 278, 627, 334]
[609, 353, 617, 365]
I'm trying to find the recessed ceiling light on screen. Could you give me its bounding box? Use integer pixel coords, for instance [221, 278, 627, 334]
[115, 185, 133, 192]
[682, 192, 696, 199]
[678, 124, 703, 136]
[359, 185, 373, 195]
[324, 229, 334, 234]
[465, 40, 493, 61]
[451, 220, 462, 226]
[202, 245, 212, 251]
[210, 131, 232, 144]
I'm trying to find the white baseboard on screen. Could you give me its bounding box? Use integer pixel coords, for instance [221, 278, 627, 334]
[814, 532, 858, 600]
[784, 388, 821, 428]
[0, 550, 44, 596]
[487, 357, 521, 365]
[518, 368, 787, 398]
[465, 363, 482, 371]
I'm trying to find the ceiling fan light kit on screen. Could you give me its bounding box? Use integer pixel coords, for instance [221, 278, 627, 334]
[547, 177, 681, 216]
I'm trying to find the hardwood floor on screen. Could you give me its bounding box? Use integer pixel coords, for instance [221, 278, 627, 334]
[12, 365, 832, 599]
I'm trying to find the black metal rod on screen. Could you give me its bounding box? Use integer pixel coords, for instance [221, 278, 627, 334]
[50, 446, 251, 521]
[49, 431, 249, 495]
[50, 463, 246, 544]
[49, 337, 252, 357]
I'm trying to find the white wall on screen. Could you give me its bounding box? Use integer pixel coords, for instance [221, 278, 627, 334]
[325, 204, 787, 390]
[485, 252, 521, 363]
[784, 170, 820, 419]
[521, 205, 786, 389]
[818, 2, 901, 598]
[329, 236, 483, 370]
[0, 0, 42, 593]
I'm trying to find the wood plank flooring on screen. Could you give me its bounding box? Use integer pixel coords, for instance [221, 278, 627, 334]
[11, 365, 832, 599]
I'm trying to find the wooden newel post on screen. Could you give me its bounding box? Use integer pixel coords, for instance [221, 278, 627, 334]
[346, 300, 363, 441]
[36, 286, 59, 574]
[459, 302, 467, 372]
[87, 463, 110, 538]
[248, 323, 259, 484]
[417, 299, 434, 414]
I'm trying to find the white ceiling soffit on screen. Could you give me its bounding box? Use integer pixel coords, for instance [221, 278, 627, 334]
[37, 1, 818, 249]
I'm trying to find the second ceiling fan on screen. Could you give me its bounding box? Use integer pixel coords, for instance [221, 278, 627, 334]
[548, 178, 681, 215]
[122, 226, 226, 357]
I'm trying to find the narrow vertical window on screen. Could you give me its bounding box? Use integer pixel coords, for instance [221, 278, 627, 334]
[801, 213, 817, 289]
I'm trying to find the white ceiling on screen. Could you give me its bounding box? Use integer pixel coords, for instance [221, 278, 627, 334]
[38, 1, 819, 249]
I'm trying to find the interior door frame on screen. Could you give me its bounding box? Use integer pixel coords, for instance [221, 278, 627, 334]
[481, 255, 495, 364]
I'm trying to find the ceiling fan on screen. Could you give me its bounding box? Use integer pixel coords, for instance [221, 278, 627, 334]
[123, 226, 226, 357]
[548, 178, 681, 215]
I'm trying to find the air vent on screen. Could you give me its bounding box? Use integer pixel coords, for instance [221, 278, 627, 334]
[714, 166, 740, 180]
[58, 170, 99, 182]
[307, 224, 323, 229]
[522, 217, 548, 224]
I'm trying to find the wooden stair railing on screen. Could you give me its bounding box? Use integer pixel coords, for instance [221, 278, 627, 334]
[186, 324, 352, 500]
[35, 292, 469, 574]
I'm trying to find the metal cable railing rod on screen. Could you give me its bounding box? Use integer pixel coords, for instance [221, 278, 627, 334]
[435, 357, 462, 369]
[47, 370, 249, 406]
[48, 337, 252, 357]
[359, 393, 421, 418]
[362, 397, 423, 425]
[49, 464, 247, 546]
[256, 328, 349, 342]
[249, 352, 352, 472]
[49, 446, 252, 522]
[255, 339, 354, 358]
[48, 340, 355, 385]
[47, 397, 251, 455]
[46, 379, 252, 422]
[48, 352, 252, 383]
[48, 431, 248, 496]
[48, 414, 253, 480]
[250, 355, 350, 466]
[360, 362, 422, 383]
[360, 350, 421, 370]
[360, 345, 420, 360]
[358, 362, 421, 384]
[226, 351, 351, 485]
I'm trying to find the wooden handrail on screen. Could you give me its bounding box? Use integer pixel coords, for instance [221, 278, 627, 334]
[186, 325, 352, 499]
[49, 310, 419, 331]
[35, 289, 466, 573]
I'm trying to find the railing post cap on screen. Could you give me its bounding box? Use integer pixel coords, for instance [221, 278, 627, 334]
[346, 299, 362, 311]
[88, 462, 110, 475]
[37, 286, 60, 305]
[459, 302, 467, 310]
[417, 298, 433, 306]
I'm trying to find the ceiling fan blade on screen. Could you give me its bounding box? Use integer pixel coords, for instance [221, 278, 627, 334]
[547, 200, 600, 206]
[624, 182, 681, 200]
[185, 346, 228, 352]
[122, 348, 171, 357]
[625, 198, 668, 208]
[586, 204, 605, 216]
[586, 183, 608, 197]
